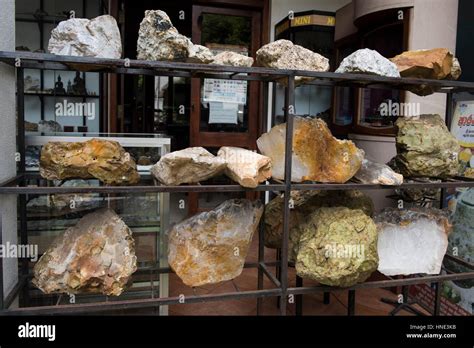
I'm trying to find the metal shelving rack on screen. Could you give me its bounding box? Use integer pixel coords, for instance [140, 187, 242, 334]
[0, 50, 474, 315]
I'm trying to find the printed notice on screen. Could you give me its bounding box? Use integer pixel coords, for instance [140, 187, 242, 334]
[208, 102, 238, 124]
[203, 79, 247, 104]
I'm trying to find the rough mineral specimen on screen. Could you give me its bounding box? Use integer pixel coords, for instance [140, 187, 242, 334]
[394, 114, 460, 178]
[40, 139, 140, 185]
[256, 39, 330, 86]
[137, 10, 213, 63]
[38, 120, 62, 133]
[151, 147, 226, 185]
[217, 146, 271, 188]
[187, 44, 215, 64]
[335, 48, 400, 77]
[25, 121, 38, 132]
[168, 199, 263, 287]
[257, 117, 364, 182]
[295, 207, 378, 287]
[354, 158, 403, 185]
[48, 15, 122, 58]
[390, 48, 459, 80]
[375, 207, 451, 276]
[33, 209, 137, 296]
[264, 190, 374, 261]
[212, 51, 254, 67]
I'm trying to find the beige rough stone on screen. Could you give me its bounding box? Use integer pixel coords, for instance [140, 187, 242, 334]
[168, 199, 263, 287]
[257, 117, 364, 183]
[256, 39, 329, 86]
[33, 209, 137, 296]
[217, 146, 271, 188]
[212, 51, 254, 67]
[151, 147, 226, 185]
[40, 139, 140, 185]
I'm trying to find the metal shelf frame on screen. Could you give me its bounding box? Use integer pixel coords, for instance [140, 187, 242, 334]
[0, 51, 474, 316]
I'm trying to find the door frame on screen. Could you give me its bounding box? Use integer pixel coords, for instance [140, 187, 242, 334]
[190, 5, 261, 149]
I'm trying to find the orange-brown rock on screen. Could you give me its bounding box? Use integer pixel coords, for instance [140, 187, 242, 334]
[33, 209, 137, 296]
[257, 117, 364, 182]
[390, 48, 459, 80]
[40, 138, 140, 185]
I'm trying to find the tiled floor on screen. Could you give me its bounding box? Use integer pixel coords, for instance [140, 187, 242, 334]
[168, 232, 431, 316]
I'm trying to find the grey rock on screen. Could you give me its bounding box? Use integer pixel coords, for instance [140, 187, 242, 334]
[355, 158, 403, 185]
[335, 48, 400, 77]
[38, 120, 62, 133]
[256, 39, 329, 86]
[48, 15, 122, 58]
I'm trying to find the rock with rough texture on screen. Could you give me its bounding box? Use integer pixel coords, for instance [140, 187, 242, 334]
[354, 158, 403, 185]
[256, 39, 330, 86]
[48, 15, 122, 58]
[168, 199, 263, 287]
[335, 49, 400, 77]
[264, 190, 374, 261]
[394, 115, 460, 178]
[137, 10, 213, 63]
[257, 117, 364, 182]
[25, 121, 38, 132]
[33, 209, 137, 296]
[390, 48, 459, 80]
[213, 51, 254, 67]
[187, 44, 215, 64]
[375, 207, 451, 276]
[40, 139, 140, 185]
[151, 147, 226, 185]
[38, 120, 62, 133]
[296, 207, 378, 287]
[217, 146, 271, 188]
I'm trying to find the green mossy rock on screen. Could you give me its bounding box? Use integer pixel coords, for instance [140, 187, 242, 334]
[394, 115, 460, 178]
[295, 207, 378, 287]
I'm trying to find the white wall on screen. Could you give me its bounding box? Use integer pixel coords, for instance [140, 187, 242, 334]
[268, 0, 351, 129]
[0, 0, 18, 303]
[405, 0, 459, 118]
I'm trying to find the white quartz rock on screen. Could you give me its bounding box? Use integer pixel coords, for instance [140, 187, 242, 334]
[375, 208, 451, 276]
[217, 146, 272, 188]
[355, 158, 403, 185]
[336, 48, 400, 77]
[188, 44, 215, 64]
[48, 15, 122, 58]
[151, 147, 226, 185]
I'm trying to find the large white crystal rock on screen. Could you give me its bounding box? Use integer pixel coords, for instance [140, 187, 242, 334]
[33, 209, 137, 296]
[168, 199, 263, 287]
[187, 44, 215, 64]
[217, 146, 272, 188]
[256, 39, 330, 85]
[375, 208, 451, 276]
[212, 51, 254, 67]
[48, 15, 122, 58]
[336, 49, 400, 77]
[151, 147, 226, 185]
[355, 158, 403, 185]
[257, 117, 364, 183]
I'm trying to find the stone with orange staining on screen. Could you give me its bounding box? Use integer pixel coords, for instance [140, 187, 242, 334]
[39, 138, 140, 185]
[168, 199, 263, 287]
[33, 209, 137, 296]
[257, 117, 364, 183]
